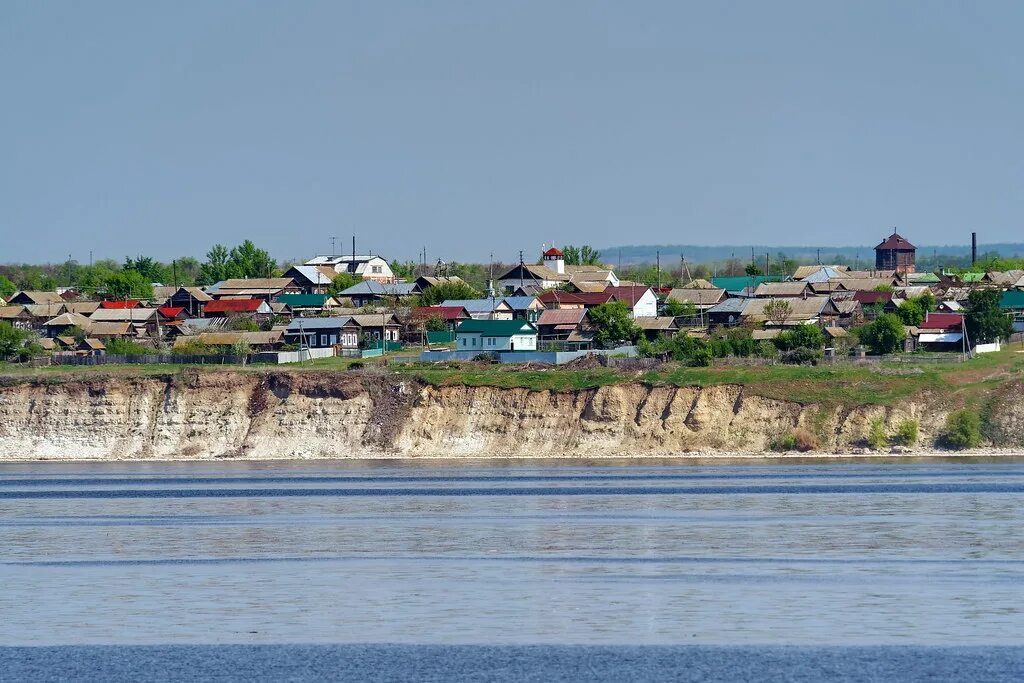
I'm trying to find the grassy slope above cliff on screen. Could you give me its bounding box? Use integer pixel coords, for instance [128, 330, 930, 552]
[397, 348, 1024, 409]
[2, 347, 1023, 411]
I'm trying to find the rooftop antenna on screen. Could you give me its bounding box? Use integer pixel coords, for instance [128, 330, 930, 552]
[352, 235, 356, 273]
[519, 250, 524, 290]
[330, 236, 337, 256]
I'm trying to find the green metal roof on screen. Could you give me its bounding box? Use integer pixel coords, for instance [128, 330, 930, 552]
[710, 275, 783, 292]
[455, 319, 537, 337]
[277, 294, 332, 307]
[999, 290, 1024, 310]
[907, 272, 940, 283]
[959, 272, 984, 283]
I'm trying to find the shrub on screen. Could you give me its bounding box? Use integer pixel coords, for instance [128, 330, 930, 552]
[858, 314, 906, 355]
[780, 347, 822, 365]
[104, 338, 147, 356]
[769, 428, 817, 452]
[687, 346, 713, 367]
[944, 410, 981, 449]
[894, 419, 919, 447]
[867, 417, 888, 450]
[792, 428, 819, 452]
[756, 340, 779, 360]
[769, 432, 797, 452]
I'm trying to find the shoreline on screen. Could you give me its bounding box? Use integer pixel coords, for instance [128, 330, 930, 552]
[4, 449, 1022, 464]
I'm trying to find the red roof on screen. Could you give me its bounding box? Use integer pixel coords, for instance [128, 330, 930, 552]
[537, 308, 586, 326]
[100, 300, 140, 309]
[411, 306, 468, 322]
[543, 247, 564, 258]
[922, 312, 963, 331]
[875, 232, 916, 250]
[204, 299, 264, 314]
[538, 291, 613, 306]
[605, 285, 654, 306]
[158, 306, 185, 318]
[853, 291, 894, 305]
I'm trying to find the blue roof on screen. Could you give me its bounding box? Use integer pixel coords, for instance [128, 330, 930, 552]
[708, 298, 747, 314]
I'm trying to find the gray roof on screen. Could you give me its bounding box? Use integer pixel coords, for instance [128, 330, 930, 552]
[441, 298, 509, 314]
[707, 298, 748, 314]
[500, 296, 540, 310]
[339, 281, 418, 296]
[286, 317, 353, 332]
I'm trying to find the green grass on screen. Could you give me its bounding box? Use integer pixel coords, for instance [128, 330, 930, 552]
[4, 347, 1024, 408]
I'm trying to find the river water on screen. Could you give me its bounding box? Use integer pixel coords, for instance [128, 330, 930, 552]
[1, 458, 1023, 680]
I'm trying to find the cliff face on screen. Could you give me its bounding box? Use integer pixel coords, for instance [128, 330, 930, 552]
[0, 371, 1018, 460]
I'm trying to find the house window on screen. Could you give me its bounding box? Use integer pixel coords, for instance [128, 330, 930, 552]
[372, 265, 382, 274]
[472, 338, 477, 347]
[320, 334, 328, 347]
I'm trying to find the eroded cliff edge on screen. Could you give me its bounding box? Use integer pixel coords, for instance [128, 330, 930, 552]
[2, 369, 1021, 460]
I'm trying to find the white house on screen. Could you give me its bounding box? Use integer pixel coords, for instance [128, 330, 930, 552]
[305, 254, 396, 283]
[455, 319, 538, 352]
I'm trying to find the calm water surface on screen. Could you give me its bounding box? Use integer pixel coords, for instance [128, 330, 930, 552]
[1, 458, 1023, 679]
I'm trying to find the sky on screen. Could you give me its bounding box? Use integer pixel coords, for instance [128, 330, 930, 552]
[2, 1, 1023, 265]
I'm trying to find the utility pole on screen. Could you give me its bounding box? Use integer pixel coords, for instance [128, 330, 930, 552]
[519, 250, 524, 290]
[656, 250, 661, 289]
[330, 236, 337, 256]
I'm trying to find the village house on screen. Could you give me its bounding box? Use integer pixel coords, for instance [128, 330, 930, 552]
[740, 297, 831, 327]
[752, 281, 813, 298]
[495, 248, 618, 293]
[440, 298, 514, 320]
[408, 305, 472, 332]
[500, 296, 545, 322]
[455, 319, 538, 352]
[338, 281, 419, 307]
[207, 278, 301, 301]
[89, 307, 161, 337]
[305, 254, 396, 283]
[852, 290, 899, 318]
[275, 294, 341, 316]
[535, 308, 591, 345]
[165, 287, 214, 316]
[665, 288, 727, 313]
[202, 299, 273, 319]
[912, 312, 965, 352]
[0, 305, 34, 329]
[281, 265, 338, 294]
[6, 291, 65, 306]
[346, 314, 402, 344]
[635, 316, 680, 341]
[284, 317, 360, 350]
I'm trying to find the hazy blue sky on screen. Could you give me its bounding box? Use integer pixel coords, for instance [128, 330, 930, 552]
[2, 1, 1022, 264]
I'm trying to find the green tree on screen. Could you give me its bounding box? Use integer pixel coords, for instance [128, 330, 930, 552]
[744, 262, 762, 276]
[562, 245, 602, 266]
[588, 301, 640, 347]
[775, 324, 825, 351]
[858, 313, 905, 354]
[896, 298, 926, 326]
[327, 272, 361, 297]
[663, 299, 696, 318]
[229, 240, 277, 279]
[199, 244, 233, 285]
[103, 270, 153, 300]
[419, 280, 480, 306]
[390, 260, 417, 280]
[0, 322, 40, 361]
[763, 299, 792, 327]
[964, 288, 1012, 344]
[425, 315, 449, 332]
[123, 256, 168, 283]
[0, 275, 15, 298]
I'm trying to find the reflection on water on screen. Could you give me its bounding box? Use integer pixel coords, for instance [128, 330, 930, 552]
[1, 458, 1022, 646]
